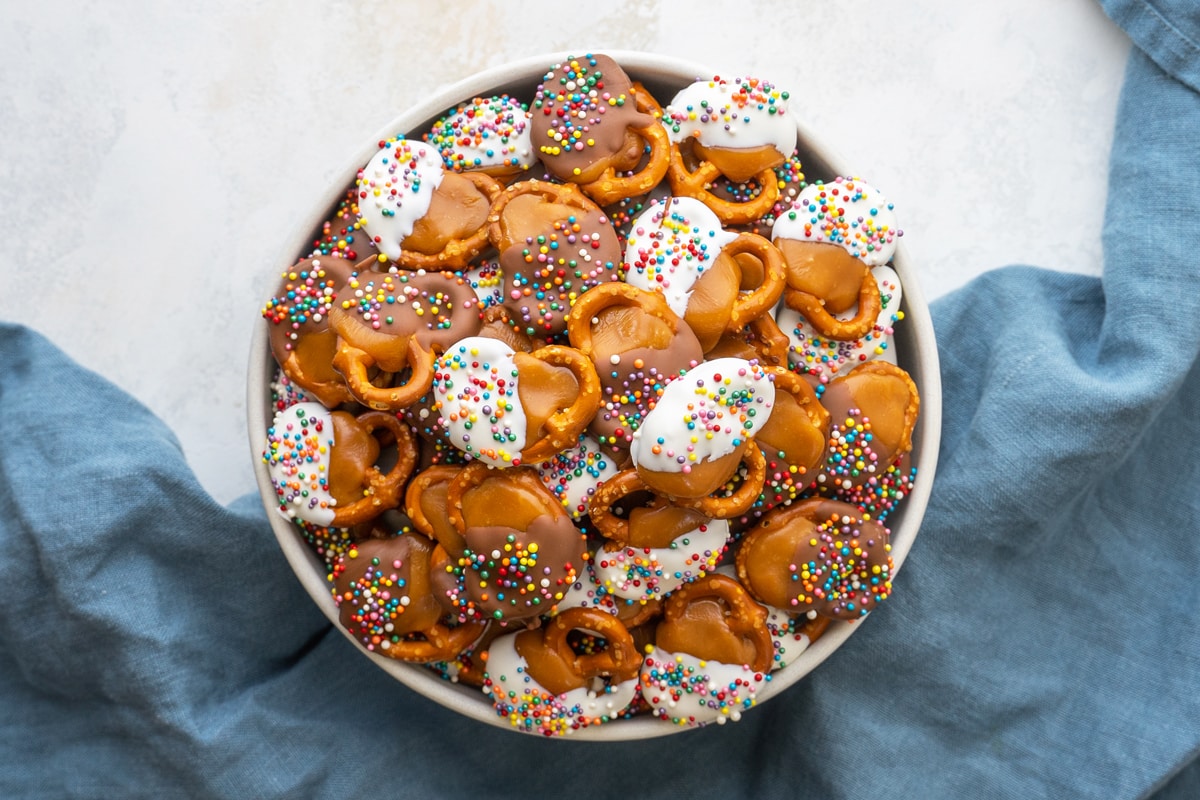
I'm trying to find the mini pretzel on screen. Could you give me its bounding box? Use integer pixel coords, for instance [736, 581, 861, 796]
[662, 77, 796, 226]
[328, 266, 482, 411]
[355, 136, 501, 269]
[783, 269, 882, 342]
[484, 606, 641, 734]
[621, 196, 785, 352]
[670, 442, 767, 520]
[773, 176, 901, 341]
[530, 55, 670, 205]
[486, 179, 623, 337]
[818, 361, 920, 491]
[743, 366, 831, 515]
[432, 336, 600, 467]
[264, 403, 418, 527]
[261, 255, 357, 408]
[735, 498, 893, 620]
[706, 313, 791, 367]
[326, 410, 419, 527]
[656, 574, 773, 673]
[332, 534, 486, 662]
[521, 607, 642, 690]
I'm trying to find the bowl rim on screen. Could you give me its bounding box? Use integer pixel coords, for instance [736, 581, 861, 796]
[246, 49, 942, 742]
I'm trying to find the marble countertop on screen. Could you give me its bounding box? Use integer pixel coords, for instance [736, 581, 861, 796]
[1, 0, 1130, 505]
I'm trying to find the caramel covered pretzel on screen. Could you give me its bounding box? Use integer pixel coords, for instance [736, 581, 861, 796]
[442, 462, 587, 623]
[530, 55, 670, 206]
[566, 282, 703, 452]
[403, 464, 467, 555]
[640, 574, 772, 726]
[332, 533, 486, 662]
[486, 179, 623, 337]
[355, 136, 502, 269]
[772, 177, 901, 341]
[264, 402, 417, 527]
[736, 498, 893, 620]
[484, 606, 641, 734]
[817, 360, 920, 491]
[621, 196, 785, 352]
[432, 336, 600, 466]
[662, 77, 797, 226]
[261, 255, 357, 408]
[328, 266, 482, 411]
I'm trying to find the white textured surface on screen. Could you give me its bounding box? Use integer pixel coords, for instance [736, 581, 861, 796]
[0, 0, 1129, 505]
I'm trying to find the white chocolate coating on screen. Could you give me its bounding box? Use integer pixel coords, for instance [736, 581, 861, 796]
[772, 177, 901, 267]
[263, 402, 337, 526]
[535, 434, 621, 519]
[355, 137, 445, 262]
[777, 265, 904, 382]
[427, 95, 535, 173]
[433, 336, 529, 466]
[484, 631, 639, 734]
[663, 77, 796, 158]
[622, 196, 737, 318]
[640, 646, 766, 727]
[592, 519, 730, 602]
[630, 357, 775, 474]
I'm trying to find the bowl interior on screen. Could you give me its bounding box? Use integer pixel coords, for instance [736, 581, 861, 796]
[247, 51, 942, 742]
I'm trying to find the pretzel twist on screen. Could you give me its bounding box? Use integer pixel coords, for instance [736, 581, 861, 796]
[724, 232, 786, 331]
[332, 336, 436, 412]
[661, 574, 773, 673]
[565, 281, 679, 359]
[518, 344, 602, 462]
[578, 82, 671, 206]
[538, 607, 641, 684]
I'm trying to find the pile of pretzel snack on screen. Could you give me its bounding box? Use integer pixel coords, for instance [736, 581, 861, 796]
[261, 53, 920, 736]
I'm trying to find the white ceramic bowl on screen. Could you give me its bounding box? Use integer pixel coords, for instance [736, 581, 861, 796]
[247, 51, 942, 741]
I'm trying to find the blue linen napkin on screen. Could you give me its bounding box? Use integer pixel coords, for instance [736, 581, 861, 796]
[2, 0, 1198, 796]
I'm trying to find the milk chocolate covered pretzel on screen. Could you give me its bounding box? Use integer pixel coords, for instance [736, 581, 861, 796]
[530, 54, 670, 206]
[442, 462, 587, 623]
[261, 255, 357, 408]
[566, 282, 703, 452]
[328, 266, 482, 411]
[736, 497, 893, 620]
[486, 179, 623, 337]
[356, 136, 502, 269]
[332, 533, 486, 662]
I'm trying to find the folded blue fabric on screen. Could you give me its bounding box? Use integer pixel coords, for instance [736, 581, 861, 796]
[3, 1, 1198, 797]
